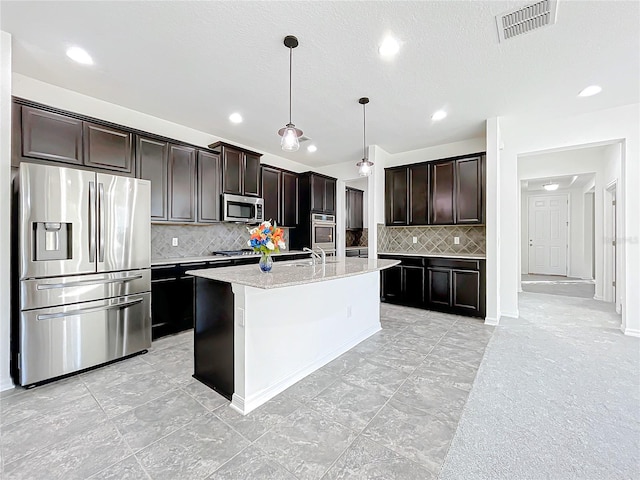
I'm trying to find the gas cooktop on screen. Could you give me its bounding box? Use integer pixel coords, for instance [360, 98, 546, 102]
[211, 249, 258, 257]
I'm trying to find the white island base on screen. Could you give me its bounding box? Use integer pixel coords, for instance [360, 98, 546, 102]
[231, 271, 380, 414]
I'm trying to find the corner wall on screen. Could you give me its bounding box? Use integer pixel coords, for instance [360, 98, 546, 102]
[1, 31, 13, 391]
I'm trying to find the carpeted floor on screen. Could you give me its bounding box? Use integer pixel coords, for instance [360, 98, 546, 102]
[439, 292, 639, 480]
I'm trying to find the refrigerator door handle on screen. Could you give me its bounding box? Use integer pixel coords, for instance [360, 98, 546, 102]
[98, 183, 105, 263]
[36, 297, 144, 321]
[89, 181, 96, 263]
[36, 274, 144, 290]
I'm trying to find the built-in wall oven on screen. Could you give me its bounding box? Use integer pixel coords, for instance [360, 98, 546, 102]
[311, 213, 336, 254]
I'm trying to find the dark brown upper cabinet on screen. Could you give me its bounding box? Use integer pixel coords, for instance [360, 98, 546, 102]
[261, 165, 299, 227]
[385, 167, 408, 225]
[168, 145, 196, 222]
[346, 187, 364, 230]
[83, 122, 133, 173]
[197, 150, 222, 223]
[429, 161, 455, 225]
[384, 153, 485, 226]
[281, 171, 299, 227]
[409, 164, 429, 225]
[455, 156, 483, 223]
[307, 173, 336, 214]
[261, 165, 282, 224]
[18, 105, 83, 166]
[136, 136, 168, 220]
[209, 142, 262, 197]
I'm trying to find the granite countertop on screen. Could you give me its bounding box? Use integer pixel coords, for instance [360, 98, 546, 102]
[186, 257, 400, 289]
[151, 250, 310, 266]
[377, 251, 486, 260]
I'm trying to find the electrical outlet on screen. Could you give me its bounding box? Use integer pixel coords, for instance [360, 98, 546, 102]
[412, 237, 418, 244]
[454, 236, 460, 245]
[172, 237, 179, 247]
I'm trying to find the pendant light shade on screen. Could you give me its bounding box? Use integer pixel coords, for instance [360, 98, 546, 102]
[278, 35, 303, 152]
[356, 97, 373, 177]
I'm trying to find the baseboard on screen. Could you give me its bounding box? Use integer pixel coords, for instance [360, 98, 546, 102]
[501, 310, 519, 320]
[0, 377, 15, 392]
[231, 324, 381, 415]
[580, 276, 594, 281]
[593, 295, 605, 301]
[622, 328, 640, 338]
[484, 316, 499, 326]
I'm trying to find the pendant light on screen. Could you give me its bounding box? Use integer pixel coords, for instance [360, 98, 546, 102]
[278, 35, 303, 152]
[356, 97, 373, 176]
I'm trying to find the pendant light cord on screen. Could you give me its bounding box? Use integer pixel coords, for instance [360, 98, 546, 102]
[363, 102, 367, 160]
[289, 47, 293, 125]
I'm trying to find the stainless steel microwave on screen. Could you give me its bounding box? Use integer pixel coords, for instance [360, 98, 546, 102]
[222, 193, 264, 223]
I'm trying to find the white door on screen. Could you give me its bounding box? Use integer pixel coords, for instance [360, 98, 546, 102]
[528, 195, 568, 275]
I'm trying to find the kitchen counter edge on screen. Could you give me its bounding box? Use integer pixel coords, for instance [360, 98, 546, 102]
[151, 250, 310, 267]
[377, 252, 486, 260]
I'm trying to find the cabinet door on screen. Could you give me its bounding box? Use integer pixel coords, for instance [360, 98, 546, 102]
[21, 106, 83, 165]
[243, 153, 261, 197]
[456, 156, 483, 223]
[427, 267, 452, 307]
[409, 164, 429, 225]
[381, 265, 403, 302]
[430, 161, 455, 225]
[281, 171, 298, 226]
[311, 175, 326, 212]
[168, 145, 196, 221]
[136, 136, 168, 220]
[261, 166, 281, 224]
[385, 168, 408, 225]
[325, 178, 336, 214]
[83, 122, 133, 173]
[151, 276, 193, 340]
[402, 265, 425, 305]
[222, 147, 243, 195]
[452, 270, 480, 314]
[197, 151, 221, 222]
[354, 189, 364, 228]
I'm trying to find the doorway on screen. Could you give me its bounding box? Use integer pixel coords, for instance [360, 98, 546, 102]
[527, 194, 568, 276]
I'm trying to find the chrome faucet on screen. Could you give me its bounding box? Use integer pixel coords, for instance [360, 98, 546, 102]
[303, 247, 326, 266]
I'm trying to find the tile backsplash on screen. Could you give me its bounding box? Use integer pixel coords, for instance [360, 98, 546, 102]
[377, 224, 485, 255]
[345, 228, 368, 248]
[151, 223, 290, 259]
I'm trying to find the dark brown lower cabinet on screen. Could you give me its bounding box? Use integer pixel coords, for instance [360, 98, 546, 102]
[380, 254, 485, 318]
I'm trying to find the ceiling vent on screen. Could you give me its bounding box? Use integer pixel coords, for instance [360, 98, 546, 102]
[496, 0, 559, 42]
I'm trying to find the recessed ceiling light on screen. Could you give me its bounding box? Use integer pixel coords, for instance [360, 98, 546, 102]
[431, 110, 447, 121]
[378, 36, 400, 57]
[229, 113, 243, 124]
[543, 183, 559, 191]
[578, 85, 602, 97]
[66, 46, 93, 65]
[307, 145, 317, 153]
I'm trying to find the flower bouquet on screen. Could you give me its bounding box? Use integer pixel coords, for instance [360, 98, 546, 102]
[247, 221, 286, 272]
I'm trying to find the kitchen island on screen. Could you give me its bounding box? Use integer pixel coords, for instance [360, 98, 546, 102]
[187, 257, 399, 415]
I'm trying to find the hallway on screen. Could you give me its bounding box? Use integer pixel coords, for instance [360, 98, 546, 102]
[440, 291, 638, 479]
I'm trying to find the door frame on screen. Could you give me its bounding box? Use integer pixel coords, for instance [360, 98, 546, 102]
[525, 192, 570, 276]
[604, 181, 617, 304]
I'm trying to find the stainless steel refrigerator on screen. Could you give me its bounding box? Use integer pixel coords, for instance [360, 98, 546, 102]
[16, 162, 152, 386]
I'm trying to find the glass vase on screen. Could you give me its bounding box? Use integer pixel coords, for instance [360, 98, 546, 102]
[258, 252, 273, 273]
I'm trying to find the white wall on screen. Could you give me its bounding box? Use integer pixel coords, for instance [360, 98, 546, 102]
[502, 103, 639, 336]
[1, 32, 13, 391]
[12, 74, 309, 174]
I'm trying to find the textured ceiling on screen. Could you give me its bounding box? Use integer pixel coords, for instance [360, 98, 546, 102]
[2, 1, 639, 167]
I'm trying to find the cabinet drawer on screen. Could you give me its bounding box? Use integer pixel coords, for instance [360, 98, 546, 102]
[151, 265, 180, 280]
[426, 258, 480, 270]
